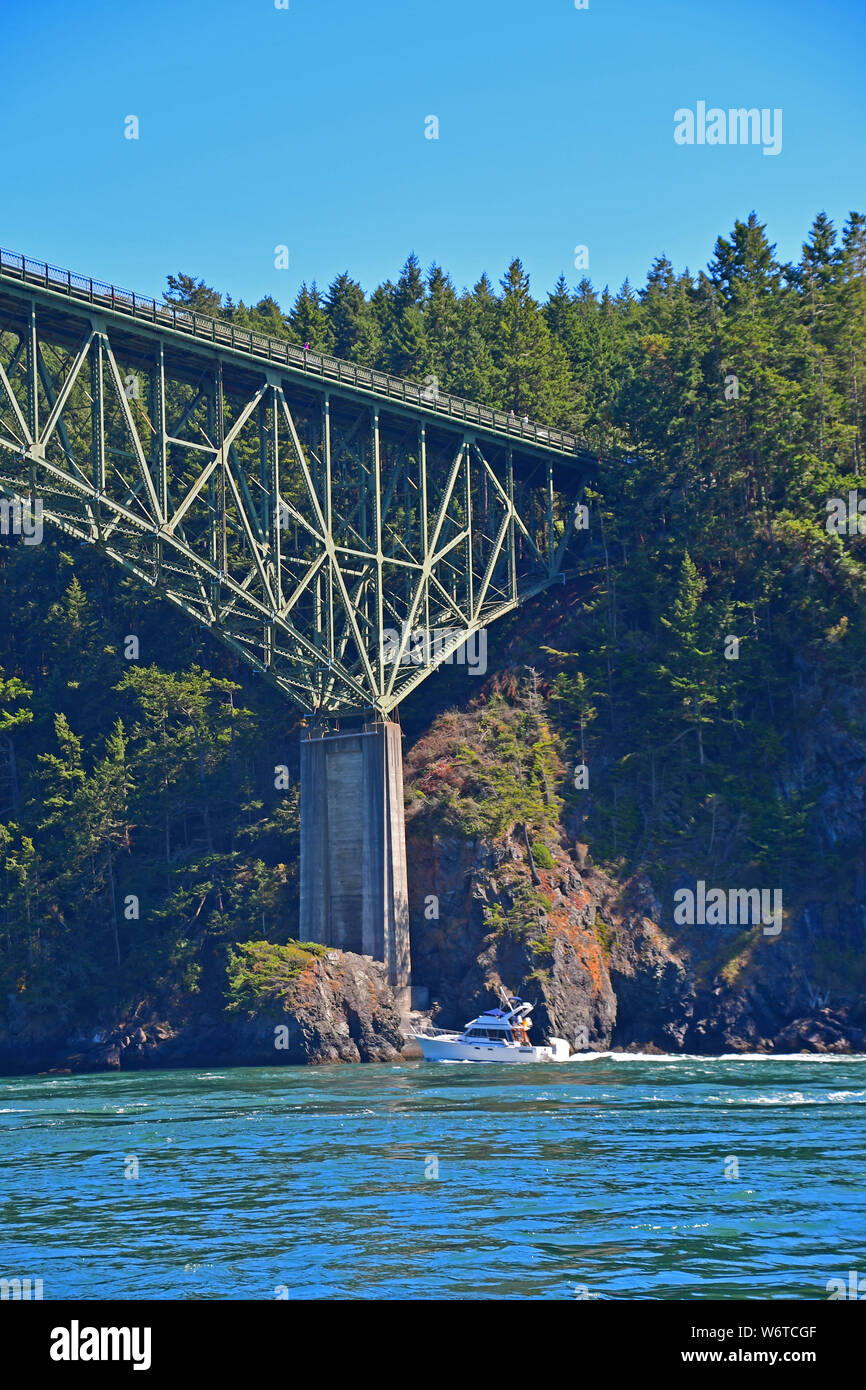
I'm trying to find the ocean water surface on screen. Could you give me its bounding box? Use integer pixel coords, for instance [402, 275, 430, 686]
[2, 1055, 865, 1300]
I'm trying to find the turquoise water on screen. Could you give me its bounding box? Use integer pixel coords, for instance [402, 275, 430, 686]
[2, 1056, 865, 1300]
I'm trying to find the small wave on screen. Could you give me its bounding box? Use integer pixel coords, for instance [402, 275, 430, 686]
[757, 1092, 808, 1104]
[574, 1051, 866, 1063]
[713, 1090, 865, 1105]
[716, 1052, 866, 1062]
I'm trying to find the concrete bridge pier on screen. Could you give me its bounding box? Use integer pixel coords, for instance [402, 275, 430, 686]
[299, 720, 411, 1004]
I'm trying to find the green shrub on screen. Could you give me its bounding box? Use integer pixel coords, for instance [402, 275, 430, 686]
[225, 938, 329, 1016]
[593, 911, 613, 954]
[530, 841, 554, 869]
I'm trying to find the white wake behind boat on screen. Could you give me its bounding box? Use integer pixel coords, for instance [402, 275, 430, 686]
[413, 987, 571, 1064]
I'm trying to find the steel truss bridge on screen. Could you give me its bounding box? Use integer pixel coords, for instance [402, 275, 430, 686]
[0, 248, 596, 716]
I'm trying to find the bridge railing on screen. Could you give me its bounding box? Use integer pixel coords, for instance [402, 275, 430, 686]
[0, 247, 585, 457]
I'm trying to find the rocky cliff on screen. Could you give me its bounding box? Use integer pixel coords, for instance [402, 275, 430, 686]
[0, 947, 406, 1074]
[2, 619, 865, 1071]
[401, 681, 866, 1056]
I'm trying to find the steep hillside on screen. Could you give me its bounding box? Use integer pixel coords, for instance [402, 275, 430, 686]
[403, 644, 866, 1054]
[1, 208, 865, 1067]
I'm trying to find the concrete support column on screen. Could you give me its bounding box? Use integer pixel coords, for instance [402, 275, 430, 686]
[300, 721, 410, 996]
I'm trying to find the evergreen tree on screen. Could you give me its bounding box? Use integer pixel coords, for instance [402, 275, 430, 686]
[0, 670, 32, 814]
[164, 273, 222, 317]
[288, 283, 334, 352]
[424, 265, 460, 388]
[496, 259, 570, 421]
[325, 272, 367, 358]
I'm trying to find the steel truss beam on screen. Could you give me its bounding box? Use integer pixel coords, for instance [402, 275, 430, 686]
[0, 283, 594, 715]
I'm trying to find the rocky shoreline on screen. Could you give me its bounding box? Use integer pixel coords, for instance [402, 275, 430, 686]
[2, 841, 864, 1075]
[2, 1014, 863, 1078]
[0, 950, 409, 1075]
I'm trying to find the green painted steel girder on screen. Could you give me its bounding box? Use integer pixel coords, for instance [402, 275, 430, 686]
[0, 251, 596, 716]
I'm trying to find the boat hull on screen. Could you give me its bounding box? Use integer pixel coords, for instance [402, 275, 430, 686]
[414, 1033, 568, 1063]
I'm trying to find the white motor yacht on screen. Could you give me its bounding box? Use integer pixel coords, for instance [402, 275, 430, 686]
[413, 987, 571, 1063]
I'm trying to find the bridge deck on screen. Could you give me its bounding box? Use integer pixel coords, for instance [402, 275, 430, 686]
[0, 247, 589, 461]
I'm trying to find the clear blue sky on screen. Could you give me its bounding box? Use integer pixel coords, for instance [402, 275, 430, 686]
[3, 0, 864, 308]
